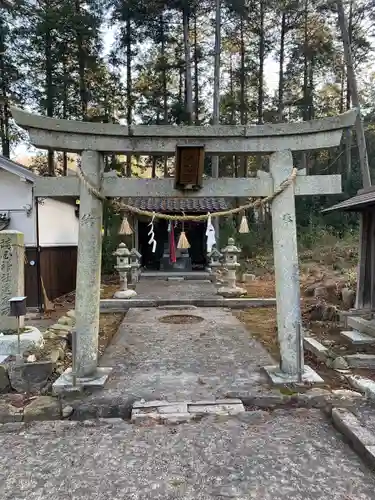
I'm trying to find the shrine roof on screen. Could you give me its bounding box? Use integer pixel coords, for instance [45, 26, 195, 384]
[124, 197, 229, 213]
[322, 186, 375, 213]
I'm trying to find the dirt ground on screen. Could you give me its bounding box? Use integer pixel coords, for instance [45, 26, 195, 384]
[236, 238, 365, 389]
[48, 283, 123, 363]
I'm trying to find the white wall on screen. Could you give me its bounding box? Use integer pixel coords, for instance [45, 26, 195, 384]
[38, 198, 78, 247]
[0, 169, 78, 247]
[0, 169, 36, 246]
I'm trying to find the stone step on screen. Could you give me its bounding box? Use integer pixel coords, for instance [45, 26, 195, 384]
[141, 271, 211, 281]
[345, 354, 375, 370]
[303, 337, 329, 361]
[131, 399, 245, 424]
[341, 330, 375, 345]
[347, 316, 375, 338]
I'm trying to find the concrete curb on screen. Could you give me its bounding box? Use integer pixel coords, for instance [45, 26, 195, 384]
[0, 388, 365, 423]
[56, 388, 364, 421]
[100, 297, 276, 312]
[332, 407, 375, 470]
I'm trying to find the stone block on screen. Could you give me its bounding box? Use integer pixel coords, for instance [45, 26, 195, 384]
[331, 389, 363, 400]
[0, 401, 23, 423]
[263, 364, 324, 386]
[0, 231, 25, 332]
[113, 289, 137, 299]
[43, 331, 57, 340]
[332, 408, 375, 468]
[347, 316, 375, 337]
[156, 403, 188, 414]
[66, 310, 76, 319]
[131, 411, 193, 424]
[0, 327, 44, 356]
[303, 337, 329, 361]
[49, 349, 62, 364]
[8, 361, 53, 393]
[242, 273, 256, 283]
[133, 400, 172, 409]
[217, 286, 246, 298]
[62, 405, 74, 418]
[345, 354, 375, 369]
[50, 324, 72, 334]
[347, 375, 375, 401]
[341, 288, 356, 309]
[23, 396, 61, 422]
[52, 367, 112, 394]
[58, 316, 75, 327]
[187, 402, 244, 415]
[332, 356, 349, 370]
[0, 364, 10, 393]
[340, 330, 375, 345]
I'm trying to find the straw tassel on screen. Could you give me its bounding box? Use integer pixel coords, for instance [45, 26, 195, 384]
[177, 221, 190, 249]
[118, 214, 133, 235]
[238, 214, 249, 234]
[177, 231, 190, 249]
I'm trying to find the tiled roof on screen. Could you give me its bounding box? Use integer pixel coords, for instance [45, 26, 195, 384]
[322, 187, 375, 213]
[124, 197, 229, 213]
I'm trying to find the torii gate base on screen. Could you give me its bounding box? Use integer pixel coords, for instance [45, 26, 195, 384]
[10, 107, 356, 391]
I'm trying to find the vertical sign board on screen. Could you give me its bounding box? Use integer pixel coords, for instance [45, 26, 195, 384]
[175, 145, 205, 191]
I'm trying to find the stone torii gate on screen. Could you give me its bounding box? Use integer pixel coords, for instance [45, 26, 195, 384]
[11, 107, 357, 390]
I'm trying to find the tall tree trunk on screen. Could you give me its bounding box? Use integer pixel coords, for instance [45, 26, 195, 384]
[301, 0, 309, 172]
[62, 53, 68, 176]
[126, 16, 132, 177]
[257, 0, 265, 125]
[45, 15, 54, 176]
[229, 52, 234, 125]
[238, 15, 246, 177]
[344, 0, 353, 178]
[193, 11, 199, 125]
[0, 16, 10, 158]
[160, 14, 168, 177]
[346, 0, 353, 110]
[212, 0, 220, 237]
[337, 0, 371, 187]
[75, 0, 88, 121]
[178, 43, 183, 107]
[182, 6, 193, 125]
[277, 12, 286, 122]
[302, 0, 309, 123]
[308, 55, 314, 120]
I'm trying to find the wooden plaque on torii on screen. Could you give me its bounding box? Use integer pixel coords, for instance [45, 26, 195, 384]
[174, 145, 205, 191]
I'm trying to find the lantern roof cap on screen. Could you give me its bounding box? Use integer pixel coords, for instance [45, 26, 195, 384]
[114, 242, 131, 256]
[222, 238, 241, 253]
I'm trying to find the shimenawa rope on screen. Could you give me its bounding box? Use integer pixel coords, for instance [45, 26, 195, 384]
[77, 164, 298, 222]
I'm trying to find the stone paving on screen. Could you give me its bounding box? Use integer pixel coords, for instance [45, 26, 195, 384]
[95, 300, 274, 404]
[1, 410, 375, 499]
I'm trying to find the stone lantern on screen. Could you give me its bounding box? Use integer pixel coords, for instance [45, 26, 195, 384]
[130, 248, 142, 285]
[113, 243, 137, 299]
[217, 237, 246, 297]
[207, 246, 223, 280]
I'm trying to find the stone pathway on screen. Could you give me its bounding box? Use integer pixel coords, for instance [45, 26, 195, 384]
[1, 410, 375, 499]
[94, 280, 274, 403]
